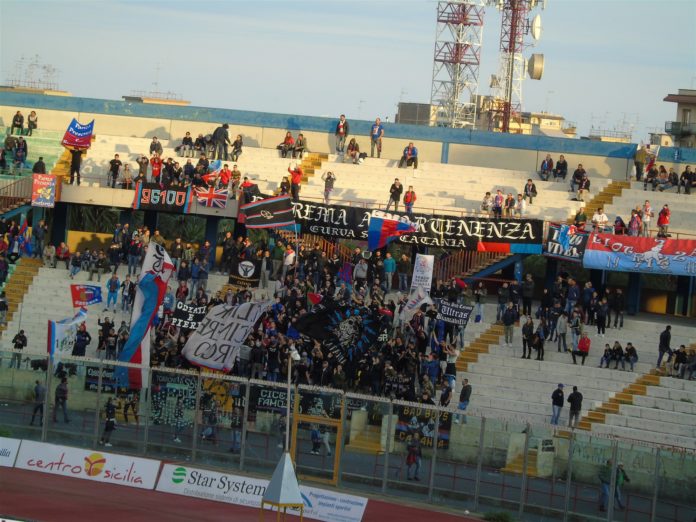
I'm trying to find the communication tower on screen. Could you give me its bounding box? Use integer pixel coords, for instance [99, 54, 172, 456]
[488, 0, 546, 133]
[429, 0, 486, 128]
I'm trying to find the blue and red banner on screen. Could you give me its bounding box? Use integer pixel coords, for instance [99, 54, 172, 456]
[61, 118, 94, 149]
[583, 234, 696, 276]
[70, 284, 103, 307]
[367, 211, 416, 251]
[115, 243, 174, 389]
[31, 174, 58, 208]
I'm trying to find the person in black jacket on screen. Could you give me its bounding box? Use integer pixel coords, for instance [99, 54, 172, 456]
[657, 325, 672, 369]
[69, 148, 85, 185]
[551, 383, 564, 425]
[521, 274, 535, 316]
[610, 288, 625, 329]
[567, 386, 583, 429]
[386, 178, 403, 212]
[335, 114, 349, 154]
[522, 316, 534, 359]
[32, 156, 46, 174]
[212, 124, 231, 160]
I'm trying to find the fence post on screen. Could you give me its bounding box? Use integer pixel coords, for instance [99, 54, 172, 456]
[650, 448, 660, 522]
[606, 440, 619, 521]
[141, 367, 153, 455]
[517, 423, 531, 518]
[381, 400, 393, 494]
[239, 382, 251, 471]
[562, 431, 575, 522]
[427, 411, 441, 503]
[92, 360, 104, 447]
[191, 372, 203, 462]
[41, 357, 54, 442]
[473, 417, 486, 512]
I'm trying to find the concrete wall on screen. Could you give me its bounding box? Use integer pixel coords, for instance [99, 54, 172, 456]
[0, 92, 637, 179]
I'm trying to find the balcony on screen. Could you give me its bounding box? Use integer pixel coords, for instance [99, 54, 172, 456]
[665, 121, 696, 136]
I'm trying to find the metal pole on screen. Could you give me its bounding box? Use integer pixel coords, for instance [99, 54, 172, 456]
[336, 393, 347, 488]
[473, 417, 486, 512]
[16, 302, 22, 333]
[562, 432, 576, 522]
[92, 361, 104, 447]
[285, 354, 292, 453]
[41, 357, 54, 442]
[427, 410, 440, 503]
[650, 448, 660, 522]
[518, 423, 531, 518]
[239, 382, 251, 471]
[381, 401, 393, 494]
[606, 441, 619, 521]
[191, 372, 203, 461]
[141, 367, 152, 454]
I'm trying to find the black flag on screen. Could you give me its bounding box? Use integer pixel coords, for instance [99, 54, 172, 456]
[240, 195, 295, 229]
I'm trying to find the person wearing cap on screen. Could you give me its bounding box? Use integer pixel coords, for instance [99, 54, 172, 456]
[551, 383, 564, 425]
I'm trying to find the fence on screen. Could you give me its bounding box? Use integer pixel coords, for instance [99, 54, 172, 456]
[0, 350, 694, 522]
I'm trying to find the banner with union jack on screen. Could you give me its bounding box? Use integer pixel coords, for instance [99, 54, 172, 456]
[195, 185, 228, 208]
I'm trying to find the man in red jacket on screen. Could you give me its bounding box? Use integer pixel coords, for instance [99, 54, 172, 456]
[288, 163, 303, 202]
[150, 153, 163, 183]
[657, 204, 670, 237]
[573, 332, 590, 365]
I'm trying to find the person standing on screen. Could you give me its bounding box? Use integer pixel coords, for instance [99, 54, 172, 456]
[641, 200, 653, 237]
[406, 432, 422, 481]
[550, 383, 564, 425]
[502, 302, 516, 347]
[383, 252, 396, 293]
[99, 397, 117, 447]
[335, 114, 349, 155]
[657, 325, 672, 369]
[521, 316, 534, 359]
[370, 118, 384, 158]
[403, 185, 417, 216]
[29, 380, 46, 426]
[521, 273, 534, 316]
[657, 204, 670, 238]
[397, 254, 411, 292]
[108, 154, 122, 188]
[212, 123, 231, 160]
[614, 462, 630, 510]
[105, 273, 120, 314]
[53, 377, 69, 423]
[455, 378, 471, 424]
[289, 163, 303, 202]
[556, 311, 569, 353]
[321, 171, 335, 205]
[567, 385, 583, 429]
[386, 178, 403, 211]
[69, 148, 85, 185]
[9, 329, 27, 369]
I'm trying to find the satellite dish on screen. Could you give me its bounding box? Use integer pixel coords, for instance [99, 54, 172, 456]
[527, 54, 545, 80]
[531, 14, 542, 41]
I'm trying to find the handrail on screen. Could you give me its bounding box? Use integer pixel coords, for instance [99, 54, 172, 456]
[0, 175, 33, 210]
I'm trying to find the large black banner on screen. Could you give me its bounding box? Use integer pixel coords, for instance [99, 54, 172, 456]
[132, 182, 192, 213]
[171, 301, 207, 330]
[84, 366, 117, 393]
[228, 259, 261, 289]
[436, 302, 474, 326]
[394, 405, 452, 449]
[290, 200, 543, 250]
[544, 223, 589, 263]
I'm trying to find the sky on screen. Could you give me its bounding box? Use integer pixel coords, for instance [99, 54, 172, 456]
[1, 0, 695, 142]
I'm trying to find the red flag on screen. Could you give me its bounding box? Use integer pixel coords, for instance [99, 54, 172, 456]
[455, 278, 467, 289]
[308, 293, 323, 305]
[378, 308, 394, 317]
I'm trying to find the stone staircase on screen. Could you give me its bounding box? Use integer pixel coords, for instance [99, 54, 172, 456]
[501, 448, 538, 477]
[345, 424, 383, 454]
[456, 323, 505, 373]
[570, 180, 631, 220]
[299, 152, 328, 181]
[0, 257, 44, 337]
[576, 370, 661, 431]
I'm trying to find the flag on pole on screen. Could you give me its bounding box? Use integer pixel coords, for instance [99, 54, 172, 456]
[367, 212, 416, 251]
[399, 286, 433, 322]
[115, 243, 174, 389]
[240, 195, 295, 229]
[47, 308, 88, 363]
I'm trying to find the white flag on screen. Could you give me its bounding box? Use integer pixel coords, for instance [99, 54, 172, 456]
[400, 286, 433, 322]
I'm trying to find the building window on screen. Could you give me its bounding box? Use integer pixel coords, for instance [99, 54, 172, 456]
[682, 108, 691, 124]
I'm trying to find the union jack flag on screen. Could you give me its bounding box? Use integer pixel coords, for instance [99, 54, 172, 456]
[195, 185, 228, 208]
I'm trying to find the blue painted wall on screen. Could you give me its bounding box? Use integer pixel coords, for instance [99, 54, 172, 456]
[0, 91, 638, 159]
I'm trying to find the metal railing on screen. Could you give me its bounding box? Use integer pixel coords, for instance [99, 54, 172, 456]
[665, 121, 696, 136]
[0, 352, 693, 522]
[0, 175, 33, 212]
